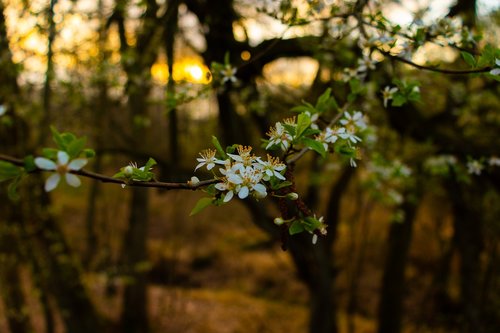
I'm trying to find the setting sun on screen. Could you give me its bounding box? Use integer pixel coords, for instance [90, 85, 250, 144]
[151, 58, 210, 85]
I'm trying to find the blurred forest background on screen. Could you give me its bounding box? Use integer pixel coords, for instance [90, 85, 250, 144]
[0, 0, 499, 333]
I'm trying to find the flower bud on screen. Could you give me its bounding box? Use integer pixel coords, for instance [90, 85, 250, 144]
[286, 192, 299, 200]
[123, 165, 134, 176]
[189, 176, 200, 186]
[274, 217, 285, 226]
[312, 234, 318, 245]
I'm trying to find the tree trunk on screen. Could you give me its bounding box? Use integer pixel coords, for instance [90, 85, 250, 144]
[448, 181, 484, 333]
[377, 196, 419, 333]
[120, 187, 150, 333]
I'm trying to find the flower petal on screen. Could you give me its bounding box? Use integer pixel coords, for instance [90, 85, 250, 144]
[223, 190, 234, 202]
[253, 183, 267, 197]
[227, 173, 243, 185]
[68, 158, 88, 171]
[35, 157, 57, 170]
[65, 173, 81, 187]
[45, 174, 60, 192]
[238, 186, 249, 199]
[215, 183, 226, 191]
[57, 151, 69, 165]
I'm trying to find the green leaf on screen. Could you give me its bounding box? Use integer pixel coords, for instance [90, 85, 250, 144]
[50, 126, 65, 149]
[23, 155, 36, 172]
[295, 113, 311, 139]
[113, 171, 126, 179]
[83, 149, 95, 158]
[190, 197, 214, 216]
[302, 137, 326, 158]
[66, 137, 87, 158]
[461, 51, 476, 67]
[270, 180, 292, 190]
[212, 136, 227, 159]
[392, 94, 407, 107]
[289, 220, 305, 235]
[290, 105, 314, 113]
[42, 148, 58, 159]
[316, 88, 331, 108]
[8, 177, 21, 201]
[303, 216, 322, 232]
[144, 158, 157, 171]
[0, 161, 21, 182]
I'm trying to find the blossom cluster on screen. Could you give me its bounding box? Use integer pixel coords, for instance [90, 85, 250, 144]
[195, 145, 286, 203]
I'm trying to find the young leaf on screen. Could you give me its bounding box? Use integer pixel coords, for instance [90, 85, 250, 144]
[190, 197, 214, 216]
[295, 113, 311, 139]
[144, 158, 157, 171]
[212, 136, 227, 159]
[316, 88, 331, 108]
[67, 137, 87, 158]
[302, 137, 326, 158]
[289, 220, 305, 235]
[392, 94, 407, 107]
[24, 155, 36, 172]
[0, 161, 21, 182]
[8, 176, 21, 201]
[50, 126, 65, 149]
[461, 51, 476, 67]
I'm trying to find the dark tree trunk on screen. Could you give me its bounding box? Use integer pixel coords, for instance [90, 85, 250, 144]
[448, 181, 484, 333]
[377, 196, 419, 333]
[120, 187, 150, 333]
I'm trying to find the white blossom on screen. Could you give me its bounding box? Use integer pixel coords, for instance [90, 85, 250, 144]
[221, 65, 237, 84]
[467, 160, 483, 175]
[35, 151, 88, 192]
[490, 59, 500, 76]
[257, 154, 286, 181]
[195, 149, 224, 171]
[382, 86, 398, 108]
[266, 122, 293, 151]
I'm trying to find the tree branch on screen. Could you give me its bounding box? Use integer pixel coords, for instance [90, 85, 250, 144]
[380, 50, 492, 75]
[0, 154, 217, 191]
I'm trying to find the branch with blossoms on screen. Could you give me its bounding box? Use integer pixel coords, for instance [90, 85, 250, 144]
[0, 89, 369, 245]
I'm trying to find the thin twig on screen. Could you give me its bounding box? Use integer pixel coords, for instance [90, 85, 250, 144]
[381, 50, 492, 74]
[0, 154, 217, 190]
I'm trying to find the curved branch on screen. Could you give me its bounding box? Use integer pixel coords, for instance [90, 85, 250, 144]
[381, 50, 491, 74]
[0, 154, 217, 191]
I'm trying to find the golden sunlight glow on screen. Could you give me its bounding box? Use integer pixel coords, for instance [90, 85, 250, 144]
[151, 58, 211, 85]
[263, 57, 319, 87]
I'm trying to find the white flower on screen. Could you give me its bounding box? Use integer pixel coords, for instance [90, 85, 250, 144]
[317, 126, 346, 150]
[339, 127, 362, 144]
[341, 111, 366, 129]
[0, 105, 6, 116]
[227, 145, 258, 168]
[466, 160, 483, 175]
[221, 65, 237, 83]
[382, 86, 398, 108]
[35, 151, 88, 192]
[357, 55, 377, 72]
[342, 68, 359, 82]
[490, 59, 500, 76]
[257, 154, 286, 181]
[266, 122, 293, 151]
[215, 179, 236, 202]
[217, 165, 267, 201]
[489, 156, 500, 167]
[195, 149, 224, 171]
